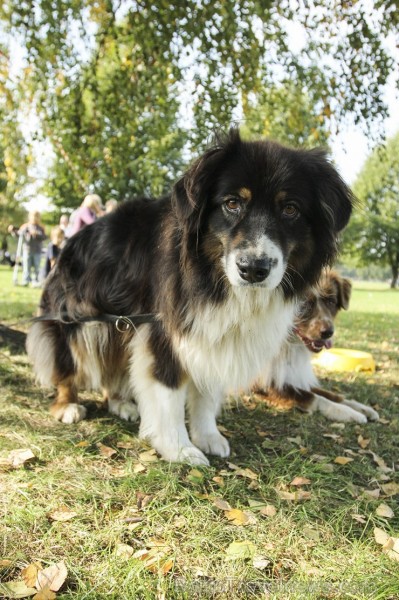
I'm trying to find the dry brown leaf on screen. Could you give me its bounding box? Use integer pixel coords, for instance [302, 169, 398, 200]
[357, 435, 370, 449]
[75, 440, 89, 448]
[248, 480, 260, 490]
[138, 449, 158, 463]
[252, 555, 270, 570]
[0, 559, 13, 567]
[33, 586, 56, 600]
[115, 543, 134, 560]
[234, 467, 258, 480]
[225, 509, 251, 526]
[212, 476, 225, 487]
[22, 563, 43, 588]
[0, 580, 37, 597]
[48, 507, 77, 522]
[116, 441, 135, 449]
[334, 456, 354, 465]
[374, 527, 390, 545]
[276, 489, 311, 501]
[8, 448, 35, 468]
[136, 492, 154, 510]
[36, 561, 67, 592]
[362, 488, 380, 500]
[381, 482, 399, 497]
[290, 476, 311, 487]
[351, 513, 366, 524]
[323, 433, 342, 441]
[97, 443, 117, 458]
[260, 505, 277, 517]
[213, 497, 232, 511]
[133, 463, 146, 474]
[376, 503, 394, 519]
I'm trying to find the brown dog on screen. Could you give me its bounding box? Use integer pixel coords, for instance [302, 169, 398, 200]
[254, 270, 379, 422]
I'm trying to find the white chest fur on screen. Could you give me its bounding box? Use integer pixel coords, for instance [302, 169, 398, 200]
[175, 288, 296, 394]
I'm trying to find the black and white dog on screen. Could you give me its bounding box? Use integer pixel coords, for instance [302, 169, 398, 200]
[27, 129, 353, 464]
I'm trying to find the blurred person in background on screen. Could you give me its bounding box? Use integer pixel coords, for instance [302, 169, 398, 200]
[16, 211, 47, 287]
[68, 194, 104, 236]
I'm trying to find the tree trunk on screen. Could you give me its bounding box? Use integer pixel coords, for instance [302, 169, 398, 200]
[390, 263, 398, 289]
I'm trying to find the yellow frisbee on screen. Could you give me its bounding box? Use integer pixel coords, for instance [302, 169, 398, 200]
[312, 348, 376, 373]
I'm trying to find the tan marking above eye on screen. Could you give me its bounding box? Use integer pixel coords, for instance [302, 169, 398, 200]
[275, 191, 287, 203]
[238, 187, 252, 201]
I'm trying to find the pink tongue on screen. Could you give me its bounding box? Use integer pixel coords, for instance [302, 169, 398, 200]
[324, 339, 333, 349]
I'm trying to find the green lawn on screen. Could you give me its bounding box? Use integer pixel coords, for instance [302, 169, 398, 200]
[1, 265, 398, 599]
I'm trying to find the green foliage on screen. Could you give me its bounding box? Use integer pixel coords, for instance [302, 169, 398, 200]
[0, 1, 398, 209]
[343, 133, 399, 287]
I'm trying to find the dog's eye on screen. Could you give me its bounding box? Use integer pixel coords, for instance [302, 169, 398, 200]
[224, 198, 241, 213]
[282, 204, 299, 218]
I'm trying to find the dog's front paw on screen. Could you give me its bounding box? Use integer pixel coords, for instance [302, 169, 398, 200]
[150, 438, 210, 465]
[343, 399, 379, 422]
[108, 398, 139, 422]
[191, 430, 230, 458]
[51, 403, 87, 424]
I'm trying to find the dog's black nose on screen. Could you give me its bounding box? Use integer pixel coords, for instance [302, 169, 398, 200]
[321, 327, 334, 339]
[236, 257, 271, 283]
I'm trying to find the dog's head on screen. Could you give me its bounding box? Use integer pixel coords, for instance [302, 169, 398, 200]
[172, 129, 354, 296]
[295, 270, 352, 352]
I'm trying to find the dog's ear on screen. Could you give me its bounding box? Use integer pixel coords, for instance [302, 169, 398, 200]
[306, 149, 355, 233]
[172, 129, 241, 231]
[336, 276, 352, 310]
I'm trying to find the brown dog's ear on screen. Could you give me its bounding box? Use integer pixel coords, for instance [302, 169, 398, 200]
[306, 149, 355, 233]
[336, 276, 352, 310]
[172, 129, 241, 231]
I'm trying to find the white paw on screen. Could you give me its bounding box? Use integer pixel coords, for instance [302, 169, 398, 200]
[60, 403, 87, 424]
[343, 399, 379, 421]
[191, 431, 230, 458]
[108, 398, 139, 422]
[150, 439, 210, 465]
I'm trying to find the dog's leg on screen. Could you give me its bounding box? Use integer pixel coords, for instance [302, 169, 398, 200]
[187, 384, 230, 457]
[341, 399, 379, 421]
[309, 394, 367, 423]
[50, 378, 87, 424]
[107, 396, 139, 422]
[311, 387, 379, 421]
[136, 381, 209, 465]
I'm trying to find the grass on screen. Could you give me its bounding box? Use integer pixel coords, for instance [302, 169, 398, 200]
[0, 264, 398, 599]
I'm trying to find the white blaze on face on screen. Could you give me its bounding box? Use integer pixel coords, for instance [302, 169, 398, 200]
[222, 234, 286, 289]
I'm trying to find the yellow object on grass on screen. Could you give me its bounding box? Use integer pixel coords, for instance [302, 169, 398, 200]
[312, 348, 376, 373]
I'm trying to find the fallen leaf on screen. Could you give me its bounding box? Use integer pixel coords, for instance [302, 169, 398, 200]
[36, 561, 67, 592]
[97, 443, 117, 458]
[381, 482, 399, 497]
[357, 435, 370, 449]
[318, 463, 335, 473]
[33, 587, 56, 600]
[276, 489, 311, 501]
[225, 509, 251, 526]
[374, 527, 390, 545]
[225, 540, 256, 560]
[252, 555, 270, 570]
[323, 433, 342, 441]
[362, 488, 380, 500]
[75, 440, 89, 448]
[48, 507, 77, 522]
[136, 492, 154, 510]
[334, 456, 354, 465]
[0, 580, 37, 598]
[8, 449, 35, 468]
[22, 564, 42, 587]
[0, 559, 13, 567]
[302, 526, 321, 541]
[376, 503, 394, 519]
[133, 463, 146, 474]
[138, 449, 158, 463]
[248, 480, 260, 490]
[259, 505, 277, 517]
[212, 476, 225, 487]
[115, 543, 134, 560]
[351, 513, 366, 524]
[186, 468, 204, 483]
[116, 441, 135, 449]
[287, 436, 302, 446]
[290, 476, 311, 487]
[213, 498, 232, 511]
[234, 468, 258, 481]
